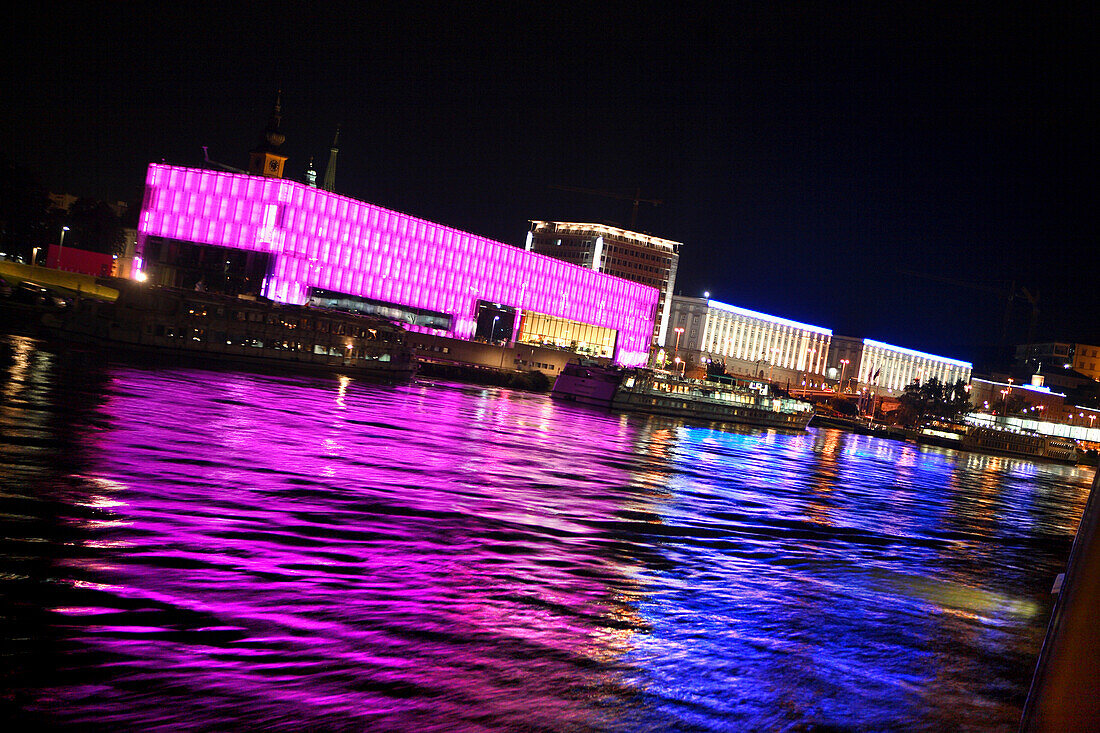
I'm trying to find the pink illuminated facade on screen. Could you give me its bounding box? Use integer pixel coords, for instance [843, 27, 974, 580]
[137, 165, 659, 366]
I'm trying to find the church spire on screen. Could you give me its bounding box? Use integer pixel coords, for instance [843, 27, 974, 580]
[247, 90, 288, 178]
[322, 125, 340, 192]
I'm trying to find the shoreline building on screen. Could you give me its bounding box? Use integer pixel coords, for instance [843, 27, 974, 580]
[855, 339, 972, 394]
[667, 295, 831, 383]
[134, 164, 659, 366]
[526, 221, 680, 350]
[1015, 341, 1100, 382]
[823, 334, 864, 392]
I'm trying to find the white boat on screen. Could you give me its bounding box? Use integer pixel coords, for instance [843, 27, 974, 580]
[552, 361, 814, 430]
[612, 370, 814, 430]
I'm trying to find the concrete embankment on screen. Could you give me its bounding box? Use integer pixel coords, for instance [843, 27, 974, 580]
[417, 360, 550, 391]
[0, 261, 119, 301]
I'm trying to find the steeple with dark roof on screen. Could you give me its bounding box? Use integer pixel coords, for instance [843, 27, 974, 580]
[247, 91, 289, 178]
[322, 125, 340, 192]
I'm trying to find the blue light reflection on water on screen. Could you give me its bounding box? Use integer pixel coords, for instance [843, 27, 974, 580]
[0, 336, 1094, 731]
[611, 424, 1090, 731]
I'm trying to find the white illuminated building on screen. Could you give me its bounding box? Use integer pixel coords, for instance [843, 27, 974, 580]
[857, 339, 972, 393]
[668, 296, 831, 379]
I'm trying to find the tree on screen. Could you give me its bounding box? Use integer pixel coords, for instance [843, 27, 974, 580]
[896, 378, 972, 426]
[1001, 391, 1031, 416]
[706, 359, 728, 378]
[0, 157, 51, 260]
[67, 198, 125, 257]
[832, 398, 859, 417]
[1065, 380, 1100, 409]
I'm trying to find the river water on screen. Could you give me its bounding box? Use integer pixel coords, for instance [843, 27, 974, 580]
[0, 334, 1093, 731]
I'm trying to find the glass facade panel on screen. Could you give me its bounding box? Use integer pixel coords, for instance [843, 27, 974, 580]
[517, 310, 617, 358]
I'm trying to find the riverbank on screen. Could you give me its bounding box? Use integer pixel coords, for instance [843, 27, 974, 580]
[417, 359, 550, 391]
[0, 260, 119, 301]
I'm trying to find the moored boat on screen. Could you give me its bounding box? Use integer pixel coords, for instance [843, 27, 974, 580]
[610, 369, 814, 430]
[960, 425, 1079, 464]
[913, 422, 969, 448]
[43, 283, 418, 382]
[550, 360, 624, 406]
[811, 411, 909, 439]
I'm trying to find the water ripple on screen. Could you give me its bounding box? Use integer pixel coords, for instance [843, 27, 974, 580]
[0, 336, 1093, 731]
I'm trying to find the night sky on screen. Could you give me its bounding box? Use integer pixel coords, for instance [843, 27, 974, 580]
[2, 5, 1093, 367]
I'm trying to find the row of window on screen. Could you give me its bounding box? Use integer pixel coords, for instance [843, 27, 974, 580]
[183, 306, 382, 338]
[515, 359, 558, 370]
[152, 326, 387, 356]
[410, 342, 451, 355]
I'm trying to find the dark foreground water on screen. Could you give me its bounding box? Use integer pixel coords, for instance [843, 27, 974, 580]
[0, 335, 1093, 731]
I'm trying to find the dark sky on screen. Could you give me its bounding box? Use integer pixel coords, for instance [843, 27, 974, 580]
[2, 4, 1093, 367]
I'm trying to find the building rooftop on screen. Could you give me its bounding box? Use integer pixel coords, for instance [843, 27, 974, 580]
[862, 338, 972, 368]
[529, 221, 680, 251]
[707, 298, 832, 336]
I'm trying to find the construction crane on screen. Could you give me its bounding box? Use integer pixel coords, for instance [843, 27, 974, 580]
[896, 268, 1039, 361]
[548, 185, 661, 231]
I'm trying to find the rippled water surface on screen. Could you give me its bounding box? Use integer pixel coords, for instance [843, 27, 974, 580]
[1, 335, 1094, 731]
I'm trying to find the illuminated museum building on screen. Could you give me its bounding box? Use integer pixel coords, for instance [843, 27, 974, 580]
[526, 221, 680, 348]
[134, 164, 659, 367]
[855, 339, 972, 393]
[667, 295, 832, 380]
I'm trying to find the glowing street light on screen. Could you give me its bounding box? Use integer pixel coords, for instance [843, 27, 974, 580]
[57, 226, 70, 270]
[839, 359, 850, 393]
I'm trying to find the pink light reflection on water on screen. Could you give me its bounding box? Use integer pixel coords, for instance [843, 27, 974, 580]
[50, 368, 654, 730]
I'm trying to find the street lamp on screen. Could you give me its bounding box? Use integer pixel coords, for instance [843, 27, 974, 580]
[32, 247, 40, 267]
[490, 315, 500, 344]
[57, 226, 70, 270]
[1000, 388, 1009, 416]
[802, 347, 816, 396]
[839, 359, 849, 393]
